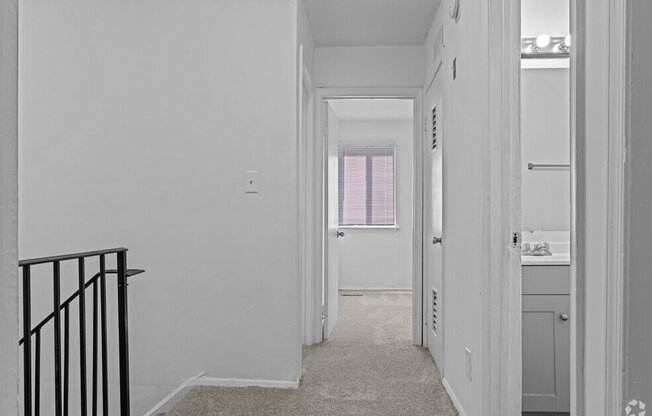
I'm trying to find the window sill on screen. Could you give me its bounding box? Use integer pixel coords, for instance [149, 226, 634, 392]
[338, 225, 401, 232]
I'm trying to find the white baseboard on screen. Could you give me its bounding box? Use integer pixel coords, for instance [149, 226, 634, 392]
[143, 374, 299, 416]
[186, 376, 299, 389]
[143, 373, 204, 416]
[340, 287, 412, 291]
[442, 377, 468, 416]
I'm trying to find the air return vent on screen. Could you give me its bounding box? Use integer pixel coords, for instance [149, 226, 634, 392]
[432, 288, 439, 334]
[432, 105, 438, 150]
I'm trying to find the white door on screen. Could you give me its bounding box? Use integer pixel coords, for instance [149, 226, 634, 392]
[424, 73, 444, 369]
[323, 101, 340, 339]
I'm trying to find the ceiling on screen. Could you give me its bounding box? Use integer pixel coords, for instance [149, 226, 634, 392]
[304, 0, 441, 47]
[329, 99, 413, 121]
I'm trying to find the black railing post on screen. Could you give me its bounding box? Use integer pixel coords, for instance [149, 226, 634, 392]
[116, 251, 130, 416]
[99, 255, 109, 416]
[53, 261, 63, 416]
[35, 329, 41, 416]
[92, 278, 98, 416]
[23, 265, 32, 416]
[63, 306, 69, 416]
[78, 258, 88, 416]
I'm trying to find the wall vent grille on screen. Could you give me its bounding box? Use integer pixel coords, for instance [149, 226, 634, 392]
[432, 288, 439, 334]
[432, 105, 438, 150]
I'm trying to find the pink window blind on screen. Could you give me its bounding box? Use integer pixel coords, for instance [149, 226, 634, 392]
[338, 146, 396, 226]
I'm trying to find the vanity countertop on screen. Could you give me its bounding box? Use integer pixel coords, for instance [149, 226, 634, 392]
[521, 253, 570, 266]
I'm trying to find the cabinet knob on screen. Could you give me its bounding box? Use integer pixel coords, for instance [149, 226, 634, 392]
[560, 313, 569, 321]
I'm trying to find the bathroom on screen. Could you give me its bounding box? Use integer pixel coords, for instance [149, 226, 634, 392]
[520, 0, 571, 415]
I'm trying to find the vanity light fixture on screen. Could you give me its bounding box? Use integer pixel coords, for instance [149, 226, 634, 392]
[535, 34, 551, 49]
[521, 34, 570, 59]
[558, 34, 571, 52]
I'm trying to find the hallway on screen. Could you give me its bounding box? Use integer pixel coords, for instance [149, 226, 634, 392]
[163, 292, 458, 415]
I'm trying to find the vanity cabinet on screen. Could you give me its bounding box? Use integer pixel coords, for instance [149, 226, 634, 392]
[522, 265, 570, 414]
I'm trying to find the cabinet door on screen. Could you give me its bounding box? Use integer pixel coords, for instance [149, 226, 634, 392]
[522, 295, 570, 412]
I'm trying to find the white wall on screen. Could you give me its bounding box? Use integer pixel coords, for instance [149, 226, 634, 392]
[521, 0, 569, 38]
[520, 68, 570, 231]
[298, 0, 315, 77]
[337, 119, 413, 290]
[315, 45, 426, 88]
[0, 0, 19, 414]
[520, 0, 571, 233]
[424, 3, 491, 415]
[19, 1, 300, 414]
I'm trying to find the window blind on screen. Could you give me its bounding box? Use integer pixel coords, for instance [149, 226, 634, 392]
[338, 146, 396, 226]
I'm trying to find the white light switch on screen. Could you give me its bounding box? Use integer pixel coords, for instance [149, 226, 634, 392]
[245, 171, 259, 193]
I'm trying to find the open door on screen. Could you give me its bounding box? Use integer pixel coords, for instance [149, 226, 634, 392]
[323, 101, 340, 339]
[424, 71, 444, 369]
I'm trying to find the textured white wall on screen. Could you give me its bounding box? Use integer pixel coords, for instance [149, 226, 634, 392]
[19, 1, 300, 414]
[337, 119, 413, 290]
[315, 45, 426, 88]
[521, 68, 570, 231]
[0, 0, 19, 414]
[424, 4, 490, 414]
[298, 0, 315, 78]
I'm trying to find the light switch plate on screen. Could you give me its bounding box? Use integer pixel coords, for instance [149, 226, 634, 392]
[245, 171, 259, 193]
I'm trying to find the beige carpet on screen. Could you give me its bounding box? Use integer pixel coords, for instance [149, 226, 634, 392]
[165, 291, 458, 416]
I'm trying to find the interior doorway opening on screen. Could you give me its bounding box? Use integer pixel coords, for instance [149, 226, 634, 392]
[323, 97, 415, 340]
[303, 90, 424, 348]
[519, 0, 573, 415]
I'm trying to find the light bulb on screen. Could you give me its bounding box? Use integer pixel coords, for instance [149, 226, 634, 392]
[564, 34, 571, 47]
[536, 34, 551, 49]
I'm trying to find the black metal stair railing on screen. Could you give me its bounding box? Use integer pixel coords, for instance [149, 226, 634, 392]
[19, 248, 144, 416]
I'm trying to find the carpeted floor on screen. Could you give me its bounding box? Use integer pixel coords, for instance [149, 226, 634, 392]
[165, 291, 458, 416]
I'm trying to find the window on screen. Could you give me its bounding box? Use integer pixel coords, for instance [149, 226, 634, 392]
[338, 146, 396, 226]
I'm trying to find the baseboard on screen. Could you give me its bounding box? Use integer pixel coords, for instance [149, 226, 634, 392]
[143, 373, 204, 416]
[186, 376, 300, 389]
[143, 374, 299, 416]
[340, 287, 412, 291]
[442, 377, 468, 416]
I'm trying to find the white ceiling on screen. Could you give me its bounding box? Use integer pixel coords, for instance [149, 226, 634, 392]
[329, 99, 413, 121]
[304, 0, 441, 47]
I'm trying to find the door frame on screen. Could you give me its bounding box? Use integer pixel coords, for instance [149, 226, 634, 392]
[571, 0, 628, 414]
[305, 87, 424, 345]
[298, 45, 319, 345]
[493, 0, 629, 413]
[485, 0, 522, 413]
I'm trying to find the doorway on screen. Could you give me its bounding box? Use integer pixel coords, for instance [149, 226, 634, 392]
[519, 1, 572, 415]
[305, 89, 424, 346]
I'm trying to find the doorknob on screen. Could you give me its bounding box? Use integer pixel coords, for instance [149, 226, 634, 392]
[433, 236, 442, 245]
[560, 313, 569, 321]
[337, 231, 345, 238]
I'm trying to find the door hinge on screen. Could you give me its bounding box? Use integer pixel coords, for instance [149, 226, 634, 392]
[323, 124, 328, 138]
[322, 305, 327, 319]
[512, 232, 521, 249]
[424, 116, 429, 134]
